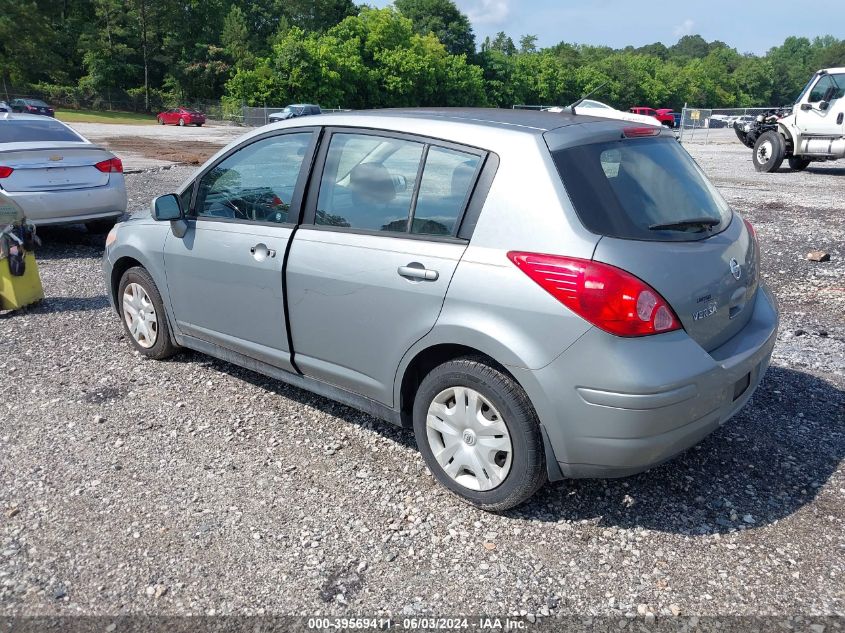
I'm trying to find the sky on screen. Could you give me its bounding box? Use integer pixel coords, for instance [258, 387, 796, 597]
[369, 0, 842, 55]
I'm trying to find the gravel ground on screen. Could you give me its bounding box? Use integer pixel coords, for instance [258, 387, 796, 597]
[1, 139, 843, 621]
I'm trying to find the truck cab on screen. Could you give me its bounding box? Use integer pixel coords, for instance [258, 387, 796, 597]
[747, 68, 845, 172]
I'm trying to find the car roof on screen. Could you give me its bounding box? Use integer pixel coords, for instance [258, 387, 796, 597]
[323, 108, 612, 135]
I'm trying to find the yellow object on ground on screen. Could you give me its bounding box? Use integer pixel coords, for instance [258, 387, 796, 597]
[0, 253, 44, 310]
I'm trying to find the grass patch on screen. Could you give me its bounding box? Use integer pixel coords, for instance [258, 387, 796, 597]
[56, 109, 158, 125]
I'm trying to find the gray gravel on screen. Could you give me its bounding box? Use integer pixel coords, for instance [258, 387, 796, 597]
[1, 140, 843, 620]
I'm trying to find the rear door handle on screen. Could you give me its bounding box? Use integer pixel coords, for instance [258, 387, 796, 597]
[398, 264, 438, 281]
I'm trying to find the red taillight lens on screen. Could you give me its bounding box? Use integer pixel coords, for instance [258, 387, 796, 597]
[0, 166, 13, 178]
[743, 218, 756, 240]
[25, 105, 35, 111]
[94, 157, 123, 173]
[623, 126, 661, 138]
[508, 252, 682, 337]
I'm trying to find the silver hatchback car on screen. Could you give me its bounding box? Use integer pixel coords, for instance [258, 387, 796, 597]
[102, 109, 778, 510]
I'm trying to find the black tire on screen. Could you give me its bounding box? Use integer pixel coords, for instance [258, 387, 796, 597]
[788, 156, 811, 171]
[85, 218, 117, 234]
[157, 117, 164, 125]
[195, 123, 203, 127]
[117, 266, 179, 360]
[413, 356, 546, 512]
[752, 130, 785, 173]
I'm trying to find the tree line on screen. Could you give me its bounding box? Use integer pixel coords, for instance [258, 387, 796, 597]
[2, 0, 844, 112]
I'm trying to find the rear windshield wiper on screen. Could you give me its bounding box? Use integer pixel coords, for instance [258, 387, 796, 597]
[649, 217, 720, 232]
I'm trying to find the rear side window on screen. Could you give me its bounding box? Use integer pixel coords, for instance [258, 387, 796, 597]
[0, 119, 83, 143]
[315, 132, 482, 236]
[551, 137, 731, 242]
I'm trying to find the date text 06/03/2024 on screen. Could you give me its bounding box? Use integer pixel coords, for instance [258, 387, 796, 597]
[306, 617, 527, 630]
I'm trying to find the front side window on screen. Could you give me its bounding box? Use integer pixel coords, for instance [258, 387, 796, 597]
[194, 132, 312, 223]
[316, 133, 424, 232]
[808, 74, 845, 102]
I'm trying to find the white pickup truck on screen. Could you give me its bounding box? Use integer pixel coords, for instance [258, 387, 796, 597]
[735, 68, 845, 172]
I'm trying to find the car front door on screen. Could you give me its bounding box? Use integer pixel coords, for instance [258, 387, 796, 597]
[163, 129, 318, 371]
[795, 72, 845, 136]
[285, 129, 486, 404]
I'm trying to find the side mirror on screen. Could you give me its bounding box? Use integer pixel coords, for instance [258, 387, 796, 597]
[819, 100, 829, 111]
[151, 193, 182, 221]
[800, 103, 812, 111]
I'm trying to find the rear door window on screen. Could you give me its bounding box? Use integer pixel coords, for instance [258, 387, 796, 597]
[411, 147, 481, 236]
[0, 119, 84, 143]
[550, 136, 731, 241]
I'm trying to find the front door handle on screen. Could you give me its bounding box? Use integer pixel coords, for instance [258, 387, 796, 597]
[250, 243, 276, 261]
[398, 264, 438, 281]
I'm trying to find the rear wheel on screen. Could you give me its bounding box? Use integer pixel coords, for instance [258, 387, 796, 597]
[194, 123, 203, 127]
[788, 156, 811, 171]
[752, 130, 785, 173]
[118, 266, 179, 360]
[157, 117, 164, 125]
[413, 357, 546, 512]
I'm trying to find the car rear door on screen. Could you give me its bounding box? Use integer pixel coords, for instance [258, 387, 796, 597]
[285, 129, 486, 404]
[162, 128, 319, 371]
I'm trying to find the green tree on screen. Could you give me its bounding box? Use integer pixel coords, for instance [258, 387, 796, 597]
[394, 0, 475, 58]
[222, 5, 253, 68]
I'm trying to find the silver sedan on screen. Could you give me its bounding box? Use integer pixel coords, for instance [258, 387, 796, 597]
[0, 113, 126, 231]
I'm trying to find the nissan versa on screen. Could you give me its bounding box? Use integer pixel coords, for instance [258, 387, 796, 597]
[102, 109, 778, 511]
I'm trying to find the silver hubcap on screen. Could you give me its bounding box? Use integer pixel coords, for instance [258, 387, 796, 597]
[122, 283, 158, 348]
[426, 386, 513, 492]
[757, 140, 773, 164]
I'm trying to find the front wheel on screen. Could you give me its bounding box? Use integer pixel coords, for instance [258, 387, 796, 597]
[413, 357, 546, 512]
[178, 118, 185, 127]
[118, 267, 179, 360]
[788, 156, 811, 171]
[752, 130, 785, 173]
[157, 117, 164, 125]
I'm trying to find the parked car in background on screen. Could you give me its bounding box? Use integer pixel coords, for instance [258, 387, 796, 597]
[546, 100, 661, 127]
[268, 104, 322, 123]
[0, 113, 126, 231]
[102, 108, 777, 511]
[10, 98, 55, 117]
[156, 107, 206, 127]
[629, 106, 675, 127]
[0, 101, 10, 113]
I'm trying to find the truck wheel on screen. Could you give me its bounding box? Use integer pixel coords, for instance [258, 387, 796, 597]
[752, 130, 785, 173]
[788, 157, 811, 171]
[413, 356, 546, 512]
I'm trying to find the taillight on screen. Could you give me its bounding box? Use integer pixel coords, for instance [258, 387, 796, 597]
[507, 252, 682, 337]
[623, 126, 661, 138]
[25, 105, 35, 111]
[743, 218, 756, 240]
[95, 157, 123, 173]
[0, 166, 13, 178]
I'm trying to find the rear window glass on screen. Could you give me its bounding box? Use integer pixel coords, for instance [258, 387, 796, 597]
[551, 137, 731, 241]
[0, 119, 84, 143]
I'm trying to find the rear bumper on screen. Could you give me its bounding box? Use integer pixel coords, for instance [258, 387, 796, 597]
[512, 283, 779, 479]
[2, 178, 127, 225]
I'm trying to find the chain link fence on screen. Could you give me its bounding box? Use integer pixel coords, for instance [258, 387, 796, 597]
[678, 107, 777, 144]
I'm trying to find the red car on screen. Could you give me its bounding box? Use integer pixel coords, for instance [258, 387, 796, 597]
[156, 107, 206, 127]
[629, 107, 676, 128]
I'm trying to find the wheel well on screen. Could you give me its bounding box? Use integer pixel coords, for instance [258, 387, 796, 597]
[398, 344, 510, 428]
[110, 256, 142, 306]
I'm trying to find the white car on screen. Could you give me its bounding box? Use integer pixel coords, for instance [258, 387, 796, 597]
[0, 113, 127, 231]
[545, 100, 662, 127]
